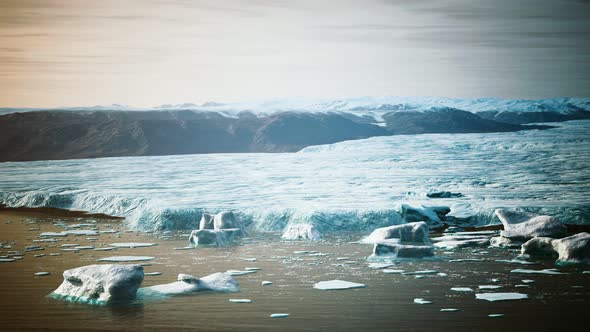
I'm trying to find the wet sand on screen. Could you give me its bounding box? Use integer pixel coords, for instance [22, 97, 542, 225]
[0, 210, 588, 332]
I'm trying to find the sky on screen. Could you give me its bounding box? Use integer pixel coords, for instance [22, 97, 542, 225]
[1, 0, 589, 108]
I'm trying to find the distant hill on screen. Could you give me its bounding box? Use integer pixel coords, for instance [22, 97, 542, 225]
[0, 109, 552, 162]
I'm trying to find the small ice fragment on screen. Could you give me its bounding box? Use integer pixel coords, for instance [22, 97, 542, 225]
[245, 267, 261, 271]
[35, 272, 50, 276]
[40, 232, 67, 237]
[522, 279, 535, 283]
[583, 271, 590, 274]
[496, 259, 537, 265]
[270, 313, 289, 318]
[335, 257, 350, 261]
[403, 270, 438, 275]
[74, 246, 95, 250]
[479, 285, 502, 290]
[413, 298, 432, 304]
[383, 269, 405, 274]
[60, 244, 79, 248]
[262, 281, 273, 286]
[61, 248, 80, 252]
[294, 251, 316, 255]
[476, 293, 528, 302]
[49, 253, 62, 256]
[449, 258, 485, 262]
[0, 258, 16, 262]
[93, 247, 116, 251]
[229, 299, 252, 303]
[173, 247, 194, 250]
[488, 314, 504, 318]
[313, 280, 366, 290]
[244, 258, 257, 262]
[144, 272, 162, 276]
[34, 254, 45, 258]
[65, 230, 99, 236]
[440, 308, 460, 312]
[97, 256, 155, 262]
[490, 278, 500, 282]
[226, 270, 257, 276]
[368, 263, 394, 269]
[437, 273, 448, 277]
[510, 268, 565, 275]
[109, 243, 157, 248]
[451, 287, 473, 292]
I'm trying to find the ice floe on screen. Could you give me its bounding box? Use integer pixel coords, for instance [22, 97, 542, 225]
[362, 222, 430, 244]
[97, 256, 155, 262]
[141, 272, 239, 296]
[313, 280, 366, 290]
[229, 299, 252, 303]
[475, 292, 528, 301]
[521, 232, 590, 264]
[109, 243, 157, 248]
[510, 268, 565, 275]
[270, 313, 289, 318]
[495, 209, 566, 241]
[450, 287, 473, 292]
[413, 298, 432, 304]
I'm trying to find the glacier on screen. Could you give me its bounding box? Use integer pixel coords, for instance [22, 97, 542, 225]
[0, 120, 588, 233]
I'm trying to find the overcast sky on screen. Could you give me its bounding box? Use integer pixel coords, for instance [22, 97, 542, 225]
[1, 0, 589, 107]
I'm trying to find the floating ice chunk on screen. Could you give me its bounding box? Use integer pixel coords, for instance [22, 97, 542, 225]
[368, 262, 395, 269]
[270, 313, 289, 318]
[50, 264, 144, 305]
[65, 230, 99, 236]
[413, 298, 432, 304]
[229, 299, 252, 303]
[226, 270, 257, 276]
[515, 284, 529, 288]
[583, 271, 590, 274]
[262, 281, 273, 286]
[440, 308, 460, 312]
[97, 256, 155, 262]
[495, 209, 566, 240]
[144, 272, 162, 276]
[93, 247, 116, 251]
[495, 259, 538, 265]
[50, 253, 62, 256]
[437, 272, 448, 277]
[510, 268, 565, 275]
[281, 224, 322, 240]
[371, 240, 434, 259]
[245, 267, 261, 271]
[75, 246, 95, 250]
[173, 247, 194, 250]
[34, 254, 45, 258]
[141, 272, 239, 296]
[61, 248, 80, 252]
[100, 230, 118, 234]
[449, 258, 486, 262]
[475, 292, 528, 301]
[35, 272, 50, 276]
[488, 314, 504, 318]
[383, 269, 405, 274]
[189, 229, 242, 246]
[244, 258, 257, 262]
[451, 287, 473, 292]
[293, 250, 317, 255]
[313, 280, 366, 290]
[109, 243, 157, 248]
[522, 279, 535, 283]
[403, 270, 438, 275]
[61, 244, 79, 248]
[521, 232, 590, 264]
[479, 285, 502, 290]
[362, 222, 430, 244]
[433, 238, 490, 249]
[0, 258, 16, 262]
[402, 204, 449, 227]
[490, 236, 523, 248]
[40, 232, 67, 237]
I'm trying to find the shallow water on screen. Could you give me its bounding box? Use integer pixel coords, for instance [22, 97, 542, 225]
[1, 211, 589, 331]
[0, 121, 589, 232]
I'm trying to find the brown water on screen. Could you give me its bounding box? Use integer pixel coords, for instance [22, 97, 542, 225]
[0, 210, 588, 331]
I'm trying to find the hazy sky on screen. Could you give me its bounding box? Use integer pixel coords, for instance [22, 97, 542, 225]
[1, 0, 589, 107]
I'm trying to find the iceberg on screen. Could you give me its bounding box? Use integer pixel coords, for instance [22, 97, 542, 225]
[50, 264, 144, 304]
[496, 209, 566, 240]
[371, 240, 434, 259]
[521, 232, 590, 264]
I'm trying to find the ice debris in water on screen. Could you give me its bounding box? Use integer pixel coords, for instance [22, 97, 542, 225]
[383, 269, 405, 274]
[522, 279, 535, 283]
[414, 298, 432, 304]
[229, 299, 252, 303]
[488, 314, 504, 318]
[35, 272, 50, 276]
[313, 280, 366, 290]
[226, 270, 257, 276]
[403, 270, 438, 275]
[479, 285, 502, 290]
[109, 243, 157, 248]
[510, 268, 565, 275]
[450, 287, 473, 292]
[262, 281, 273, 286]
[475, 293, 528, 302]
[440, 308, 460, 312]
[141, 272, 239, 296]
[270, 313, 289, 318]
[97, 256, 155, 262]
[144, 272, 162, 276]
[50, 264, 144, 305]
[368, 262, 395, 269]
